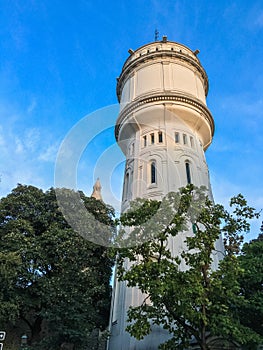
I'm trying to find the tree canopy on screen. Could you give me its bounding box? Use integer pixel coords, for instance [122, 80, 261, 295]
[237, 228, 263, 339]
[0, 184, 115, 349]
[116, 185, 262, 350]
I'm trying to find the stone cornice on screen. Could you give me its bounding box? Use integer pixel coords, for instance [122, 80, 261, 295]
[116, 50, 209, 101]
[115, 93, 214, 141]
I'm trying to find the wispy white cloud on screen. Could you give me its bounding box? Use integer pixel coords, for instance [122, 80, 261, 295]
[15, 137, 24, 154]
[0, 121, 58, 197]
[24, 128, 41, 151]
[254, 10, 263, 28]
[209, 139, 239, 153]
[38, 142, 59, 162]
[0, 126, 6, 147]
[210, 173, 262, 241]
[12, 128, 41, 155]
[219, 95, 263, 117]
[213, 181, 263, 213]
[27, 98, 37, 113]
[215, 95, 263, 141]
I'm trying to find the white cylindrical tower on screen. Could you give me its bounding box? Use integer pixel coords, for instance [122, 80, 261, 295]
[108, 37, 220, 350]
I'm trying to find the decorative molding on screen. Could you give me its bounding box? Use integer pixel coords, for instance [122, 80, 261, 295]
[117, 49, 209, 101]
[145, 190, 163, 198]
[115, 93, 214, 140]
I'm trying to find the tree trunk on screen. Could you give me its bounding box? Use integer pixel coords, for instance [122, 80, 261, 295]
[30, 316, 43, 344]
[200, 341, 209, 350]
[200, 303, 208, 350]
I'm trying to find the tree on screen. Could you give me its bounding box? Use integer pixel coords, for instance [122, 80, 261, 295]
[0, 251, 21, 323]
[116, 185, 262, 350]
[0, 184, 114, 349]
[237, 226, 263, 340]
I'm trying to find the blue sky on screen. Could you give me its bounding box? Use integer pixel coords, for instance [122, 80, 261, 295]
[0, 0, 262, 239]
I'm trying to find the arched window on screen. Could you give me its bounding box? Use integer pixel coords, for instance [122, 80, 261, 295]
[151, 161, 156, 184]
[143, 135, 147, 147]
[130, 142, 134, 155]
[185, 162, 191, 184]
[124, 172, 129, 199]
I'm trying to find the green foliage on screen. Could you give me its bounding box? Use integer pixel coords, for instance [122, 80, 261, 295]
[116, 186, 262, 350]
[0, 251, 21, 322]
[0, 184, 114, 349]
[237, 230, 263, 340]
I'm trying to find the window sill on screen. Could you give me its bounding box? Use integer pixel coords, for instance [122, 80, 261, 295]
[148, 183, 157, 189]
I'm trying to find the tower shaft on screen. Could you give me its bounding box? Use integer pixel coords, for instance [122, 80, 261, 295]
[109, 38, 220, 350]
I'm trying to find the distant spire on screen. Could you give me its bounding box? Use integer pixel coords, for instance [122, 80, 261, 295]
[91, 178, 102, 201]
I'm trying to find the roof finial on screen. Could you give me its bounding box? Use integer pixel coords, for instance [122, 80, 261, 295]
[91, 178, 103, 201]
[155, 28, 159, 41]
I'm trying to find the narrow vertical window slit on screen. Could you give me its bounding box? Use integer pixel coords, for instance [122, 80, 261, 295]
[151, 162, 156, 184]
[185, 162, 191, 184]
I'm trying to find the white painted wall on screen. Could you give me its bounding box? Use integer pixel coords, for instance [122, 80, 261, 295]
[108, 40, 223, 350]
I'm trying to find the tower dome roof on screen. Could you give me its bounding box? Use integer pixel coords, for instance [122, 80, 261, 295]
[117, 37, 209, 102]
[115, 37, 214, 150]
